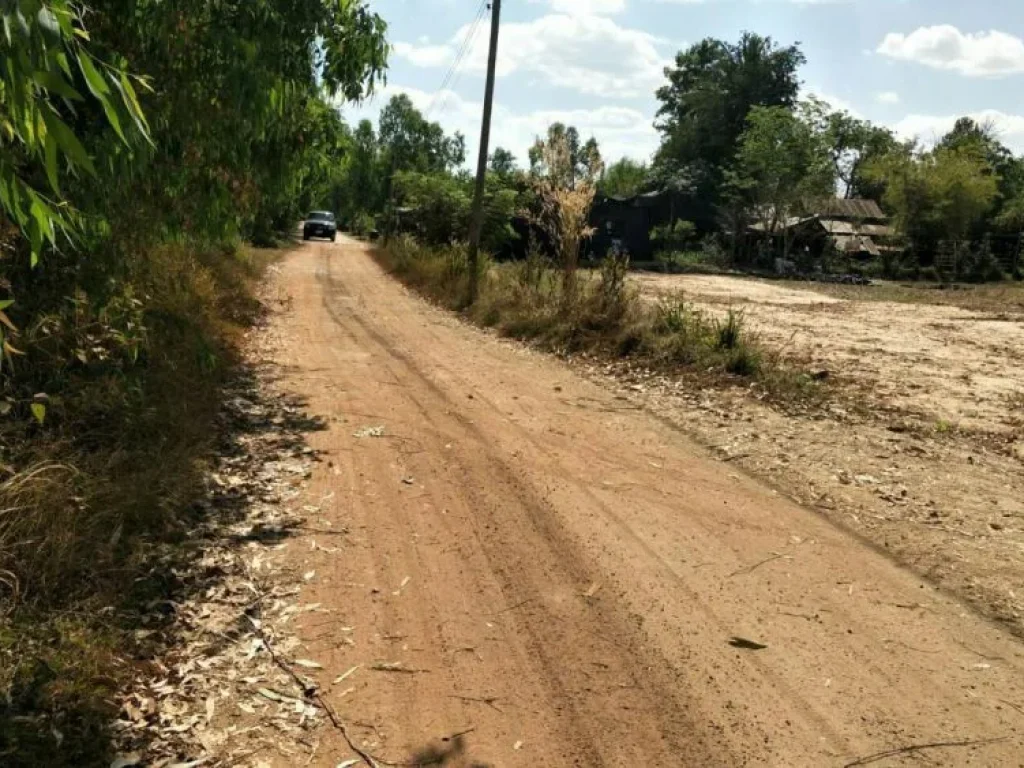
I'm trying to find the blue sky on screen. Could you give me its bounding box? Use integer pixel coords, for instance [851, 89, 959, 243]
[345, 0, 1024, 167]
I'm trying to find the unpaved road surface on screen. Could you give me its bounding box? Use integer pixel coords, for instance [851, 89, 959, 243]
[267, 238, 1024, 766]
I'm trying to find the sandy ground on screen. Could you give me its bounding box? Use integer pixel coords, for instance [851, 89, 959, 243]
[249, 238, 1024, 767]
[626, 274, 1024, 642]
[633, 273, 1024, 437]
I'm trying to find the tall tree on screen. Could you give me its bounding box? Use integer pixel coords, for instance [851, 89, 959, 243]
[529, 123, 602, 189]
[378, 94, 465, 175]
[489, 147, 518, 180]
[937, 117, 1024, 231]
[798, 98, 900, 200]
[726, 105, 834, 256]
[865, 144, 999, 249]
[600, 158, 649, 199]
[654, 32, 805, 220]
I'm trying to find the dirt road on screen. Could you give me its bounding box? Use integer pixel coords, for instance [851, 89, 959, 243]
[269, 237, 1024, 766]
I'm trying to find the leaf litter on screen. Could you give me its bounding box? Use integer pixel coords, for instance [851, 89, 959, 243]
[109, 341, 344, 767]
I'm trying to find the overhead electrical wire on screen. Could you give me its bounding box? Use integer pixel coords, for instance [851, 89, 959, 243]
[426, 0, 489, 119]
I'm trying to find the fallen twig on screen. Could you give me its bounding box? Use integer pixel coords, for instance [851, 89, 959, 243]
[451, 694, 504, 713]
[843, 736, 1008, 767]
[441, 727, 476, 742]
[729, 552, 788, 577]
[248, 603, 381, 767]
[371, 662, 430, 674]
[494, 597, 534, 615]
[998, 699, 1024, 718]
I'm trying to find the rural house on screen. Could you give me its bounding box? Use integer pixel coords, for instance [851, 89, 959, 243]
[749, 198, 901, 262]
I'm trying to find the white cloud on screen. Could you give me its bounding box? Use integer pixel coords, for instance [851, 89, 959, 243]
[394, 13, 670, 99]
[803, 88, 861, 118]
[344, 84, 659, 166]
[893, 110, 1024, 153]
[535, 0, 626, 14]
[876, 91, 901, 105]
[878, 25, 1024, 77]
[393, 41, 452, 68]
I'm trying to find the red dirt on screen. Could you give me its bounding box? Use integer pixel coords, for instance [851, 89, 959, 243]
[265, 238, 1024, 766]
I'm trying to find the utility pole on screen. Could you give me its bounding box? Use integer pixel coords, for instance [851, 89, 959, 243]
[467, 0, 501, 301]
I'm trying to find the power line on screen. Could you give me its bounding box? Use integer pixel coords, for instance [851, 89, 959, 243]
[426, 0, 488, 119]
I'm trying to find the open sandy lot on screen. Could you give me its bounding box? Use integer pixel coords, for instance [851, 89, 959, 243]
[619, 273, 1024, 640]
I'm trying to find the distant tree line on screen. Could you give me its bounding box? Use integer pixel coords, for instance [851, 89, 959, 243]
[336, 31, 1023, 281]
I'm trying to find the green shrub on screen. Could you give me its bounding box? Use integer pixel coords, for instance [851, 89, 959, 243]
[351, 211, 377, 236]
[715, 310, 743, 350]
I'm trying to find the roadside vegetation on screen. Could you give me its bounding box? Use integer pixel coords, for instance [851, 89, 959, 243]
[0, 2, 387, 764]
[343, 33, 1023, 288]
[378, 125, 816, 405]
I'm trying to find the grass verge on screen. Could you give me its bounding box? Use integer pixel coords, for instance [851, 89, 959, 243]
[0, 240, 285, 766]
[378, 235, 821, 404]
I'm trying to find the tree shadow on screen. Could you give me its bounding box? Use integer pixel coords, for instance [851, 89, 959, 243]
[0, 360, 328, 767]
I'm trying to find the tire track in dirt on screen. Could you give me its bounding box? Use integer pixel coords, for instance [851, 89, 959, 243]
[311, 248, 717, 765]
[265, 238, 1024, 767]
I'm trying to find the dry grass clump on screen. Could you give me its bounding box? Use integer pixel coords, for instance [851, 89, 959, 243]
[0, 240, 282, 766]
[381, 235, 816, 402]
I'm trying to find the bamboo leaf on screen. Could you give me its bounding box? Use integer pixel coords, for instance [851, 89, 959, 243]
[32, 70, 82, 101]
[77, 52, 111, 98]
[40, 107, 95, 176]
[44, 132, 60, 193]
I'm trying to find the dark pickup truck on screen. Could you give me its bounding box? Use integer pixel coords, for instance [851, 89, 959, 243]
[303, 211, 337, 242]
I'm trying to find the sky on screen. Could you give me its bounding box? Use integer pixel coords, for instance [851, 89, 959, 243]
[344, 0, 1024, 168]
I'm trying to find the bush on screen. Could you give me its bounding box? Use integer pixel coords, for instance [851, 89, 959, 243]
[715, 310, 743, 350]
[650, 219, 696, 253]
[351, 211, 377, 237]
[0, 241, 269, 607]
[380, 237, 808, 399]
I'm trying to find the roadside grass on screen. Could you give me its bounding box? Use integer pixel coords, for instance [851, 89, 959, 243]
[379, 235, 821, 404]
[0, 241, 285, 766]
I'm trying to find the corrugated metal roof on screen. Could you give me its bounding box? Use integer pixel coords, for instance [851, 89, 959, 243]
[817, 198, 886, 220]
[831, 234, 881, 257]
[818, 219, 896, 237]
[749, 216, 816, 233]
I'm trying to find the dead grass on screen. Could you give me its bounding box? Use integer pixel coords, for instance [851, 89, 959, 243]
[380, 235, 820, 404]
[0, 240, 288, 766]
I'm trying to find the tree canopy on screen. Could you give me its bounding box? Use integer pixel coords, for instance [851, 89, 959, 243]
[654, 32, 805, 218]
[600, 158, 649, 199]
[529, 123, 603, 190]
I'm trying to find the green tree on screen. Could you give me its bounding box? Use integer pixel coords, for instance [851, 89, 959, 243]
[866, 144, 999, 249]
[0, 0, 149, 265]
[727, 105, 834, 257]
[334, 119, 384, 224]
[938, 117, 1024, 232]
[77, 0, 388, 243]
[654, 32, 805, 218]
[798, 98, 899, 200]
[379, 94, 466, 175]
[489, 147, 518, 180]
[600, 158, 649, 198]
